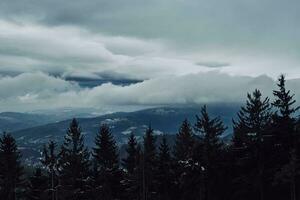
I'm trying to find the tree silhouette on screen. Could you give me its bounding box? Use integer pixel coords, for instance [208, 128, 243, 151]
[0, 133, 24, 200]
[93, 123, 122, 200]
[26, 168, 48, 200]
[142, 125, 157, 200]
[174, 119, 195, 162]
[195, 105, 226, 200]
[272, 75, 299, 200]
[156, 135, 174, 200]
[122, 133, 138, 174]
[41, 140, 59, 200]
[58, 119, 90, 200]
[232, 89, 272, 200]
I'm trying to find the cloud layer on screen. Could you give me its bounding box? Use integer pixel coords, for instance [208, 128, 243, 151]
[0, 0, 299, 112]
[1, 71, 300, 113]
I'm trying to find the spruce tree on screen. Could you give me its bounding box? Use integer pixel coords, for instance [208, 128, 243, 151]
[195, 105, 226, 200]
[232, 89, 272, 200]
[156, 136, 174, 200]
[232, 89, 271, 147]
[58, 119, 90, 200]
[173, 119, 196, 200]
[122, 133, 139, 200]
[26, 168, 48, 200]
[272, 75, 299, 200]
[0, 133, 24, 200]
[93, 123, 122, 200]
[127, 144, 144, 200]
[41, 140, 59, 200]
[123, 133, 138, 174]
[272, 74, 299, 150]
[174, 119, 194, 161]
[142, 125, 157, 200]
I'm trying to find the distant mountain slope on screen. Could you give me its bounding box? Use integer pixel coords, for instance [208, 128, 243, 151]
[0, 112, 61, 132]
[13, 104, 239, 148]
[4, 104, 240, 165]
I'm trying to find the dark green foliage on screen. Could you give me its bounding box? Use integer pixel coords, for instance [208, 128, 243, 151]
[232, 89, 273, 200]
[0, 133, 24, 200]
[195, 105, 226, 162]
[142, 125, 157, 200]
[122, 133, 141, 200]
[93, 124, 119, 170]
[41, 140, 59, 200]
[92, 123, 122, 200]
[194, 105, 227, 200]
[272, 75, 300, 200]
[156, 136, 174, 200]
[272, 75, 299, 150]
[26, 168, 48, 200]
[173, 119, 194, 161]
[58, 119, 90, 200]
[273, 75, 299, 118]
[233, 89, 272, 148]
[122, 133, 138, 174]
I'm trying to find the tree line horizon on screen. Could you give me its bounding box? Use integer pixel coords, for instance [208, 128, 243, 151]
[0, 74, 300, 200]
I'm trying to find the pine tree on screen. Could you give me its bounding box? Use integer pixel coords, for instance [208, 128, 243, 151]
[26, 168, 48, 200]
[232, 89, 272, 200]
[173, 119, 197, 200]
[272, 74, 299, 150]
[156, 136, 174, 200]
[195, 105, 226, 200]
[122, 133, 138, 174]
[122, 133, 139, 200]
[142, 125, 157, 200]
[123, 134, 147, 200]
[58, 119, 90, 200]
[0, 133, 24, 200]
[272, 75, 299, 200]
[93, 123, 122, 200]
[129, 144, 144, 200]
[41, 140, 59, 200]
[232, 89, 272, 148]
[174, 119, 194, 161]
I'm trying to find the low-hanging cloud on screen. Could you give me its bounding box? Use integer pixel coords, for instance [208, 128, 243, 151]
[0, 71, 299, 113]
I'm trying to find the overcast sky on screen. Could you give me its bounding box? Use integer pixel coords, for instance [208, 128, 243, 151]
[0, 0, 299, 113]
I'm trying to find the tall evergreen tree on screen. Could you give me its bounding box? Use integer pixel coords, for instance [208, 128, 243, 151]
[272, 75, 300, 200]
[122, 133, 140, 200]
[195, 105, 226, 200]
[233, 89, 272, 148]
[41, 140, 59, 200]
[156, 136, 174, 200]
[93, 123, 122, 200]
[26, 168, 48, 200]
[272, 74, 299, 150]
[128, 144, 144, 200]
[122, 133, 138, 174]
[0, 133, 24, 200]
[232, 89, 272, 200]
[58, 119, 90, 200]
[173, 119, 197, 200]
[142, 125, 157, 200]
[174, 119, 194, 161]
